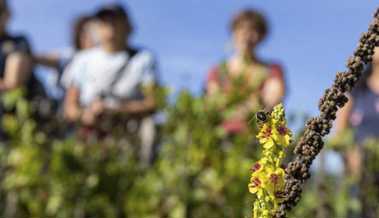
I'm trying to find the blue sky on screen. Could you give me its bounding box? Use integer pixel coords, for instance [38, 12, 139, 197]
[8, 0, 379, 116]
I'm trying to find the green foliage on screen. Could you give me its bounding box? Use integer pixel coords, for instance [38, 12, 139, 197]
[0, 89, 260, 218]
[144, 91, 259, 218]
[0, 89, 378, 218]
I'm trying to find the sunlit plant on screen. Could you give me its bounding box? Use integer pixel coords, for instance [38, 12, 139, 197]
[248, 7, 379, 218]
[249, 104, 292, 218]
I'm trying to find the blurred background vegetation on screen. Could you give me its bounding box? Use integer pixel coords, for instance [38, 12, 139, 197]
[0, 88, 377, 218]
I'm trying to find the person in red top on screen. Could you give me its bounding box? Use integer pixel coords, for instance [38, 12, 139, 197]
[205, 9, 286, 134]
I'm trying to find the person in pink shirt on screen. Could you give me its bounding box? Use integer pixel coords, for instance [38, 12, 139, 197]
[205, 9, 286, 134]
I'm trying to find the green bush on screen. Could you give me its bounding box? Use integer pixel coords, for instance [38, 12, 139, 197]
[0, 89, 378, 218]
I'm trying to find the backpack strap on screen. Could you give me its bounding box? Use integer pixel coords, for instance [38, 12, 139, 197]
[101, 47, 139, 99]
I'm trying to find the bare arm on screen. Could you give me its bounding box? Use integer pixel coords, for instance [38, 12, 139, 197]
[261, 76, 285, 109]
[110, 97, 155, 115]
[335, 95, 353, 134]
[0, 52, 32, 91]
[230, 75, 285, 120]
[109, 86, 156, 116]
[113, 96, 156, 115]
[33, 53, 61, 70]
[334, 95, 361, 177]
[64, 86, 82, 122]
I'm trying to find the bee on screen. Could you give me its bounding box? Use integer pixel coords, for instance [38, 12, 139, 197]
[256, 111, 269, 123]
[248, 110, 270, 127]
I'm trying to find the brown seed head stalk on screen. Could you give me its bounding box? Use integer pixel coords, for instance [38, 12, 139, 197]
[274, 7, 379, 218]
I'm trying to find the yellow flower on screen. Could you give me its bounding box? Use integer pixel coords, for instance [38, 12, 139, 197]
[272, 123, 292, 147]
[271, 103, 285, 124]
[257, 123, 275, 148]
[248, 176, 263, 194]
[250, 162, 263, 173]
[256, 104, 292, 149]
[249, 103, 293, 218]
[265, 168, 285, 198]
[249, 162, 266, 195]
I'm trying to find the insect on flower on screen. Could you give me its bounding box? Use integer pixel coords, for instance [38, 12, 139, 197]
[252, 111, 271, 127]
[249, 104, 292, 218]
[256, 111, 268, 122]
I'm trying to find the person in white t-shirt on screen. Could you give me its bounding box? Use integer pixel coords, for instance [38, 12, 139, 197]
[62, 4, 158, 164]
[34, 14, 98, 100]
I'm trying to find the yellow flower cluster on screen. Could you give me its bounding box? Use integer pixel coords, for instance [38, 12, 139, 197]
[248, 104, 292, 218]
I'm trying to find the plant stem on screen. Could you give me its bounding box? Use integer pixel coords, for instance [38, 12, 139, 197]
[274, 7, 379, 218]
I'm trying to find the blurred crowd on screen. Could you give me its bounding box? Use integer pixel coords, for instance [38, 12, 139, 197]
[1, 0, 379, 217]
[1, 1, 160, 165]
[0, 1, 288, 162]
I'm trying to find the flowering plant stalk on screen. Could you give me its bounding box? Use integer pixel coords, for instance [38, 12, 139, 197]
[249, 104, 292, 218]
[250, 8, 379, 218]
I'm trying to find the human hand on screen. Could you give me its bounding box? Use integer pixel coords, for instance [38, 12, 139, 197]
[89, 99, 106, 116]
[81, 108, 97, 126]
[345, 146, 362, 178]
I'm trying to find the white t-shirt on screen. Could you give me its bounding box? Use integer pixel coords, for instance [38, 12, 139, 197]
[61, 47, 158, 107]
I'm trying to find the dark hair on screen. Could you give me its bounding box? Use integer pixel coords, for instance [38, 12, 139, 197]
[95, 4, 133, 36]
[0, 0, 9, 15]
[230, 9, 268, 43]
[72, 15, 93, 50]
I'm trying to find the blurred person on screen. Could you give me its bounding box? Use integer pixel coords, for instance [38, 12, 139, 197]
[336, 47, 379, 146]
[336, 46, 379, 218]
[63, 4, 159, 165]
[205, 9, 286, 134]
[34, 14, 97, 100]
[0, 0, 32, 94]
[336, 47, 379, 175]
[0, 0, 51, 117]
[0, 0, 55, 140]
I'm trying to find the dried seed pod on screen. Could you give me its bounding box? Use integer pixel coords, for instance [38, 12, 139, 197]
[274, 8, 379, 218]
